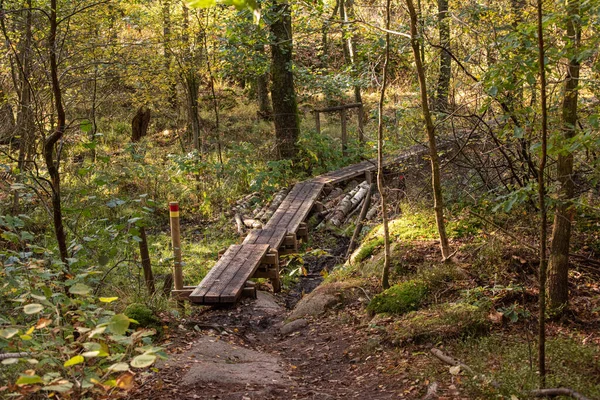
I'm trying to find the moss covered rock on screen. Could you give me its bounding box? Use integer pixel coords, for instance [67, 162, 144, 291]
[124, 303, 160, 328]
[389, 302, 489, 344]
[367, 280, 428, 315]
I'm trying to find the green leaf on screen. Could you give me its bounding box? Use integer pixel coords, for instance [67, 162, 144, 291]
[69, 283, 91, 296]
[15, 375, 43, 385]
[64, 355, 85, 367]
[80, 119, 93, 133]
[108, 314, 130, 335]
[130, 353, 157, 368]
[188, 0, 217, 8]
[107, 362, 130, 372]
[24, 303, 44, 314]
[0, 328, 19, 339]
[99, 297, 118, 303]
[42, 382, 73, 392]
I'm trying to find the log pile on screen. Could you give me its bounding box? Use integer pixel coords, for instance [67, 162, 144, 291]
[232, 188, 290, 233]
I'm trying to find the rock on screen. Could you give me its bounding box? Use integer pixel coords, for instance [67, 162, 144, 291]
[171, 336, 289, 386]
[288, 282, 356, 321]
[280, 318, 308, 335]
[253, 291, 284, 313]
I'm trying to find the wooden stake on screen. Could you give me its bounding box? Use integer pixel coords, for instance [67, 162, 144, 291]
[358, 104, 364, 145]
[341, 108, 347, 157]
[169, 202, 184, 307]
[314, 111, 321, 134]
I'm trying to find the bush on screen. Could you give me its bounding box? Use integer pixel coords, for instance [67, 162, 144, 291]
[124, 303, 160, 328]
[367, 280, 428, 315]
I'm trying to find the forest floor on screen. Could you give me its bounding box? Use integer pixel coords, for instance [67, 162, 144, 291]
[127, 291, 465, 400]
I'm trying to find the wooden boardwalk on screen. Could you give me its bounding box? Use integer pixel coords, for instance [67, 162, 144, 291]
[188, 146, 426, 305]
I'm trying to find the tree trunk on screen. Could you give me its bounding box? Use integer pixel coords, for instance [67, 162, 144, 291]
[131, 106, 151, 142]
[45, 0, 69, 266]
[548, 0, 580, 314]
[319, 0, 339, 70]
[0, 87, 15, 144]
[535, 0, 549, 387]
[406, 0, 451, 260]
[257, 68, 272, 120]
[434, 0, 450, 112]
[378, 0, 392, 290]
[269, 1, 300, 160]
[162, 0, 176, 109]
[340, 0, 363, 109]
[139, 226, 156, 296]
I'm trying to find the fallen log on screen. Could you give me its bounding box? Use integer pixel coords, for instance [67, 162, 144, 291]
[330, 181, 370, 227]
[243, 218, 262, 229]
[260, 188, 289, 222]
[530, 388, 591, 400]
[365, 194, 380, 220]
[0, 352, 29, 360]
[234, 212, 245, 235]
[347, 180, 374, 257]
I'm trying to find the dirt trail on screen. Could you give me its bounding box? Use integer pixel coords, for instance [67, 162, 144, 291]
[128, 287, 463, 400]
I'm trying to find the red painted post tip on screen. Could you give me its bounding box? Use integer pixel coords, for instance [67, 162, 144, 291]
[169, 203, 179, 212]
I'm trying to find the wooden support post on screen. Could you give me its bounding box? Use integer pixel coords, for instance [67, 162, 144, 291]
[314, 111, 321, 134]
[358, 104, 364, 145]
[169, 202, 184, 308]
[298, 222, 308, 243]
[340, 108, 347, 157]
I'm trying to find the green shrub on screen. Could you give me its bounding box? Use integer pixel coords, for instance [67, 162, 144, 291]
[124, 303, 160, 328]
[367, 280, 428, 315]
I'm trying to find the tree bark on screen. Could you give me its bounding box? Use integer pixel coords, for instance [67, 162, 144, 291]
[269, 1, 300, 160]
[139, 226, 156, 296]
[548, 0, 580, 314]
[406, 0, 451, 260]
[45, 0, 69, 266]
[434, 0, 450, 111]
[131, 106, 151, 142]
[535, 0, 549, 387]
[378, 0, 392, 289]
[257, 67, 272, 120]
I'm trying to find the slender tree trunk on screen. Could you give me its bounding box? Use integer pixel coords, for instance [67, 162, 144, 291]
[548, 0, 580, 313]
[378, 0, 392, 290]
[131, 106, 151, 142]
[535, 0, 549, 387]
[269, 1, 300, 160]
[182, 4, 203, 152]
[45, 0, 68, 266]
[257, 70, 272, 120]
[434, 0, 450, 111]
[319, 0, 339, 70]
[162, 0, 176, 109]
[9, 0, 33, 213]
[139, 226, 156, 296]
[406, 0, 451, 260]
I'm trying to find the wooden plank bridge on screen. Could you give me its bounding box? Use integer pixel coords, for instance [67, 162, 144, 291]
[184, 146, 425, 305]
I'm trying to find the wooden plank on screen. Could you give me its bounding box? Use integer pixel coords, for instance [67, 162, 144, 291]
[189, 245, 243, 303]
[283, 182, 323, 234]
[203, 245, 256, 303]
[271, 182, 316, 232]
[263, 183, 306, 229]
[219, 244, 269, 303]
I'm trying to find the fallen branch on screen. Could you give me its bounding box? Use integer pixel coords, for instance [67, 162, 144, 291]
[430, 348, 474, 375]
[330, 181, 370, 227]
[0, 352, 29, 360]
[421, 382, 438, 400]
[530, 388, 591, 400]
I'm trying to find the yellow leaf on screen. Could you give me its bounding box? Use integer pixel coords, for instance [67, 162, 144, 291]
[64, 355, 84, 367]
[99, 297, 118, 303]
[116, 372, 135, 390]
[26, 326, 34, 335]
[36, 318, 52, 329]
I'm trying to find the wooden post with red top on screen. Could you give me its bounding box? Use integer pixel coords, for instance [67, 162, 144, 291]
[169, 202, 184, 297]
